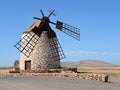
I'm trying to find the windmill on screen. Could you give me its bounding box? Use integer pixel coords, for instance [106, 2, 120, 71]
[15, 9, 80, 70]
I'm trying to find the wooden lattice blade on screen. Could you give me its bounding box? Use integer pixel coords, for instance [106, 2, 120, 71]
[49, 37, 65, 60]
[40, 9, 45, 17]
[56, 21, 80, 40]
[14, 31, 39, 57]
[56, 38, 66, 60]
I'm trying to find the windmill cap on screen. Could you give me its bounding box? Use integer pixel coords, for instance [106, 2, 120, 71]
[23, 20, 41, 33]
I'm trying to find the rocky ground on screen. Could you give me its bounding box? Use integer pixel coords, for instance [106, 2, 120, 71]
[0, 76, 120, 90]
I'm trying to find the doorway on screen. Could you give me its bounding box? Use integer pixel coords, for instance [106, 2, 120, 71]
[25, 60, 31, 70]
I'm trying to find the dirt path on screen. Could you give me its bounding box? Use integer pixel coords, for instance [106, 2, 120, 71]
[0, 76, 120, 90]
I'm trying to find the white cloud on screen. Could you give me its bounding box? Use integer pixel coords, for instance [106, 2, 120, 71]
[65, 50, 120, 57]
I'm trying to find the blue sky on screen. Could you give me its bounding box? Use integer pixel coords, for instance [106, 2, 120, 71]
[0, 0, 120, 66]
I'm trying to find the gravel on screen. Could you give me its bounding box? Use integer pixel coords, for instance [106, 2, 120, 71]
[0, 76, 120, 90]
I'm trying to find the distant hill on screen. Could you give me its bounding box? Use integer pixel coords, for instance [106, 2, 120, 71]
[61, 60, 117, 67]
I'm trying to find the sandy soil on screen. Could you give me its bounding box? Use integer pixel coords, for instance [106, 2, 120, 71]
[0, 76, 120, 90]
[0, 66, 120, 90]
[77, 66, 120, 83]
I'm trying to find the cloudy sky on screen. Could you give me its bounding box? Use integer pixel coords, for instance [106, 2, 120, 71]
[0, 0, 120, 66]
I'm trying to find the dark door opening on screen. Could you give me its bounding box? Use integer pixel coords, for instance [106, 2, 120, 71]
[25, 60, 31, 70]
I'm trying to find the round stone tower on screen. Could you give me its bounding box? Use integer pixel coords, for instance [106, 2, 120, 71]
[20, 20, 61, 70]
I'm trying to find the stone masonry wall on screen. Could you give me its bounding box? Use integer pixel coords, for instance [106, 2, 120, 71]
[6, 71, 109, 82]
[20, 31, 61, 70]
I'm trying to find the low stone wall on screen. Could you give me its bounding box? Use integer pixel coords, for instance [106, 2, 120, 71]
[4, 71, 109, 82]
